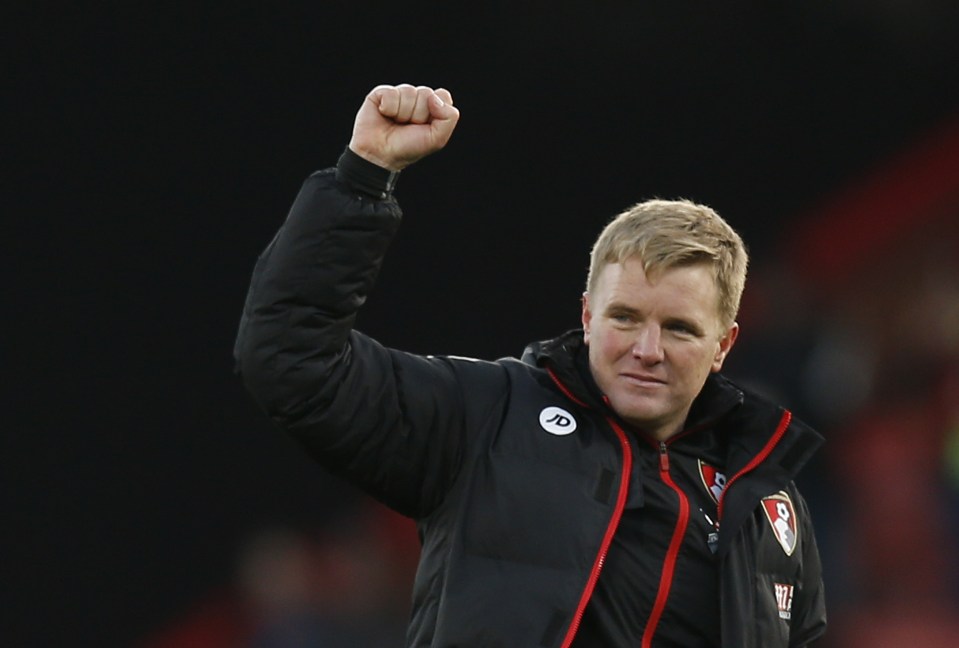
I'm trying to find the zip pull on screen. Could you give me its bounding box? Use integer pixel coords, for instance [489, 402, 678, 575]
[700, 508, 720, 555]
[659, 441, 669, 472]
[700, 508, 719, 531]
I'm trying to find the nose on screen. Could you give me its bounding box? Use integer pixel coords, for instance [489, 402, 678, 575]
[632, 325, 664, 365]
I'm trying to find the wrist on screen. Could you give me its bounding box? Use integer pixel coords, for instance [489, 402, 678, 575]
[336, 146, 400, 199]
[347, 144, 404, 172]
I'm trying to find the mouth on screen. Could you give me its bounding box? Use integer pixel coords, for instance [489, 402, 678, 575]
[620, 373, 666, 387]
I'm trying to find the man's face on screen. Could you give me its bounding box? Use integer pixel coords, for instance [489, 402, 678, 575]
[582, 256, 738, 441]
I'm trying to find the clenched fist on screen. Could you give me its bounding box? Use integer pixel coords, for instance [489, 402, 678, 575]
[348, 84, 460, 172]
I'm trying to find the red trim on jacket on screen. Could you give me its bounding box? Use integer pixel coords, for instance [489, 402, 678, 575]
[640, 443, 692, 647]
[560, 416, 633, 648]
[548, 370, 787, 645]
[718, 409, 792, 520]
[547, 367, 589, 408]
[546, 369, 634, 648]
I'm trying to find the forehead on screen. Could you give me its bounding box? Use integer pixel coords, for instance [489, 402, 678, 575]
[593, 257, 721, 318]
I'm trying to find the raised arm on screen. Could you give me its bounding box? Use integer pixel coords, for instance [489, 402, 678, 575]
[235, 83, 460, 392]
[234, 86, 506, 518]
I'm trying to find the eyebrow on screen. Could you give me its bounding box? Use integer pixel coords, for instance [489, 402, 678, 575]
[603, 301, 641, 316]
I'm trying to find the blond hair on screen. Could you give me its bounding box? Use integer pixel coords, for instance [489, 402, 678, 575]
[586, 199, 748, 328]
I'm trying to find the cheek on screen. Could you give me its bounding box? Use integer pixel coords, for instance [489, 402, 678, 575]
[598, 329, 634, 363]
[691, 348, 721, 379]
[669, 344, 714, 379]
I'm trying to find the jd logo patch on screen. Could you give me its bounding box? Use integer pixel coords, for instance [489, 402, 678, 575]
[762, 491, 799, 556]
[698, 460, 728, 504]
[539, 407, 577, 435]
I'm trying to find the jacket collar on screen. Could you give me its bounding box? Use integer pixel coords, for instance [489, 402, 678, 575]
[522, 330, 822, 473]
[522, 329, 605, 410]
[522, 329, 744, 435]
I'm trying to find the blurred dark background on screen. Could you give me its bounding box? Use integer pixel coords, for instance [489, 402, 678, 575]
[6, 2, 959, 646]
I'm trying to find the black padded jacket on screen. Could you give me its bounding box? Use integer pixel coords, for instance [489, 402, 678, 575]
[234, 156, 827, 647]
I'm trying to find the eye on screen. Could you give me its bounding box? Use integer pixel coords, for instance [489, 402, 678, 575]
[609, 311, 638, 325]
[666, 321, 698, 336]
[604, 304, 640, 326]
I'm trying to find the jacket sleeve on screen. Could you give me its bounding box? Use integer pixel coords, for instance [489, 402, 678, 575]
[789, 488, 827, 646]
[234, 164, 509, 518]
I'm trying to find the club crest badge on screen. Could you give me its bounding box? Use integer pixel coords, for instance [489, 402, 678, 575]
[762, 491, 799, 556]
[698, 460, 728, 504]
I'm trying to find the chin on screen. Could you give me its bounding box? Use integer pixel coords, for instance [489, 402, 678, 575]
[612, 401, 665, 430]
[622, 413, 664, 431]
[614, 391, 660, 412]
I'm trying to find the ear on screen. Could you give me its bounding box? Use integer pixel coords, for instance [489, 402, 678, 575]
[581, 292, 592, 344]
[711, 322, 739, 372]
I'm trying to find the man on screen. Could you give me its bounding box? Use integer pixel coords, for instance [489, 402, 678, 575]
[235, 84, 826, 647]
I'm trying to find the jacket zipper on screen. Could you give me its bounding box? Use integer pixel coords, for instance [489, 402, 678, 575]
[559, 415, 633, 648]
[639, 441, 691, 648]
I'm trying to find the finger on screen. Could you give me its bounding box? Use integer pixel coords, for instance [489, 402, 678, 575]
[434, 88, 454, 106]
[409, 86, 434, 124]
[394, 84, 418, 122]
[371, 85, 400, 118]
[428, 92, 460, 121]
[428, 95, 461, 146]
